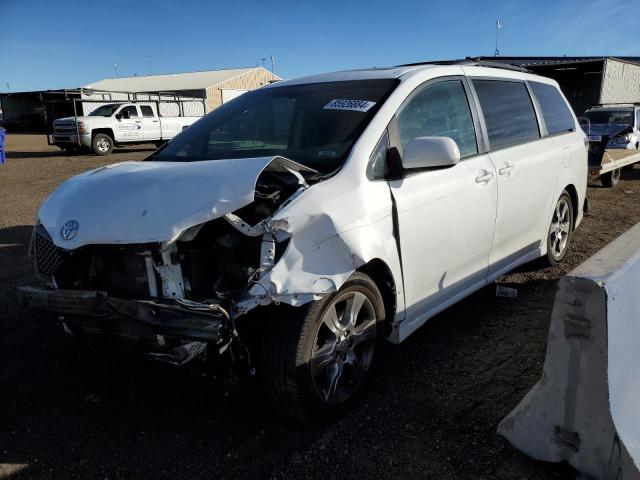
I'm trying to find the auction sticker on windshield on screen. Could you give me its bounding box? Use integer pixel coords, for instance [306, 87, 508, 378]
[324, 99, 376, 112]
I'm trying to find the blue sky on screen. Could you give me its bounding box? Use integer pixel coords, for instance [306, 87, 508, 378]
[1, 0, 638, 92]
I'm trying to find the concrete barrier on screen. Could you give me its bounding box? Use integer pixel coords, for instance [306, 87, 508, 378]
[498, 222, 640, 479]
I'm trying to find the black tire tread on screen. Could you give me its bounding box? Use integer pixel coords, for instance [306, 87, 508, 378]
[260, 272, 383, 420]
[92, 133, 113, 156]
[601, 168, 620, 188]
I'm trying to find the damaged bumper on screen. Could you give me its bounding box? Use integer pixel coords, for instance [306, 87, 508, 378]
[17, 286, 224, 343]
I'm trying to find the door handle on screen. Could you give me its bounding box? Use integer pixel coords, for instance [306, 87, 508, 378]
[475, 170, 494, 184]
[135, 120, 142, 123]
[498, 162, 514, 176]
[151, 120, 159, 123]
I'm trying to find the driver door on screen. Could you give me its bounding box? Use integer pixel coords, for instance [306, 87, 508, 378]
[387, 78, 497, 331]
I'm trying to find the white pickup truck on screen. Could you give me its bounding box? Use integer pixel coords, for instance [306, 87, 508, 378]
[52, 102, 201, 155]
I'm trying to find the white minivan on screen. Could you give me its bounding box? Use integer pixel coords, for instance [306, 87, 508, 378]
[22, 61, 587, 419]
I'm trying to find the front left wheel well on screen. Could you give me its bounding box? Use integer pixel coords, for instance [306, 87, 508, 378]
[358, 259, 397, 331]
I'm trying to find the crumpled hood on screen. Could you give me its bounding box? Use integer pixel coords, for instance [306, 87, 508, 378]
[586, 123, 631, 138]
[39, 157, 279, 249]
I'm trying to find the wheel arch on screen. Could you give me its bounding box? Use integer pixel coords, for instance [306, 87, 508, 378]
[563, 183, 579, 231]
[357, 258, 397, 332]
[92, 128, 114, 140]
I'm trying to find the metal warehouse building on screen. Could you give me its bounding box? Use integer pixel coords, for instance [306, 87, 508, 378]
[478, 56, 640, 115]
[0, 66, 281, 132]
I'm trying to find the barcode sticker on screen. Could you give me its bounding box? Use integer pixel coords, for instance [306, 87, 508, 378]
[323, 99, 376, 112]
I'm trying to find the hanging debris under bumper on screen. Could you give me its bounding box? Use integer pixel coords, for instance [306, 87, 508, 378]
[17, 286, 225, 343]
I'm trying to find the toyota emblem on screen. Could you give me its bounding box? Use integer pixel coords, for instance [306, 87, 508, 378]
[60, 220, 79, 240]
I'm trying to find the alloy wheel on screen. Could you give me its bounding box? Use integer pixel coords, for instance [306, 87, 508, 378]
[549, 197, 571, 259]
[96, 138, 110, 152]
[310, 291, 377, 405]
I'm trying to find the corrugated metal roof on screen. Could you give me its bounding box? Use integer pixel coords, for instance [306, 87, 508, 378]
[84, 67, 277, 92]
[474, 56, 640, 67]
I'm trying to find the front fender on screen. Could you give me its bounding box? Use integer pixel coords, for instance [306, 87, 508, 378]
[241, 211, 405, 322]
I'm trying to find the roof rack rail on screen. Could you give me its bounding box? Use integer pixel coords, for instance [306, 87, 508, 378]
[397, 57, 532, 73]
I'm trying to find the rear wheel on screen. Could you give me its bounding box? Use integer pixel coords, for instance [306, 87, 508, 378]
[92, 134, 113, 156]
[601, 168, 621, 187]
[543, 192, 574, 267]
[260, 272, 385, 420]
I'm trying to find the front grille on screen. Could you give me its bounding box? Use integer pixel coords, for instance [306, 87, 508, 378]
[32, 224, 64, 276]
[29, 225, 153, 298]
[53, 123, 76, 134]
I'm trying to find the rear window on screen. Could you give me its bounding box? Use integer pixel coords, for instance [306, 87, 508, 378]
[529, 82, 575, 135]
[473, 80, 540, 150]
[585, 110, 634, 126]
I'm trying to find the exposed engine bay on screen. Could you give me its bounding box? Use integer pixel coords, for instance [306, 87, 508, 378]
[23, 157, 321, 376]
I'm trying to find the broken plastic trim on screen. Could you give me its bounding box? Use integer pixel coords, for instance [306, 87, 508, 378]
[17, 286, 225, 342]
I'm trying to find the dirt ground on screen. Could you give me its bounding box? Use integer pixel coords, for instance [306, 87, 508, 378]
[2, 134, 640, 479]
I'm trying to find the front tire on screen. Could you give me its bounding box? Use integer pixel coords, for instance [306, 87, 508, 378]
[92, 134, 114, 156]
[260, 272, 385, 420]
[544, 192, 574, 267]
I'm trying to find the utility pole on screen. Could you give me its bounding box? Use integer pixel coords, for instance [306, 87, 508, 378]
[5, 82, 10, 92]
[113, 59, 119, 78]
[270, 55, 275, 75]
[148, 55, 153, 75]
[494, 20, 502, 57]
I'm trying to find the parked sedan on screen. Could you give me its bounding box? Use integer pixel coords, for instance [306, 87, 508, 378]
[20, 61, 587, 419]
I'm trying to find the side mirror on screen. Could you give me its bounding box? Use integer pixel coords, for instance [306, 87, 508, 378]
[402, 136, 460, 170]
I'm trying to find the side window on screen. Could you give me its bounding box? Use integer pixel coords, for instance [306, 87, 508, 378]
[529, 82, 575, 135]
[367, 130, 390, 180]
[140, 105, 155, 118]
[636, 109, 640, 129]
[473, 80, 540, 150]
[122, 105, 139, 118]
[396, 80, 478, 159]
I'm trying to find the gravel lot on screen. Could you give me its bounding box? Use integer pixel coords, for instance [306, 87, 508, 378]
[2, 135, 640, 479]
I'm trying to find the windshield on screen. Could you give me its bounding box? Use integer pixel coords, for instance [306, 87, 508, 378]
[585, 110, 633, 126]
[89, 104, 123, 117]
[151, 79, 398, 172]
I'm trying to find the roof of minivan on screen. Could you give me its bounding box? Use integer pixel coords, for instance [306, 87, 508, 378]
[266, 63, 547, 88]
[266, 65, 435, 87]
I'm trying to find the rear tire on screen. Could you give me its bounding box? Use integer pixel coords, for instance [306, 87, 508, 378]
[543, 191, 574, 267]
[601, 168, 621, 187]
[92, 134, 113, 156]
[260, 272, 385, 420]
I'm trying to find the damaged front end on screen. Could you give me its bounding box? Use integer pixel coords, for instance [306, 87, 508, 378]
[19, 156, 319, 371]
